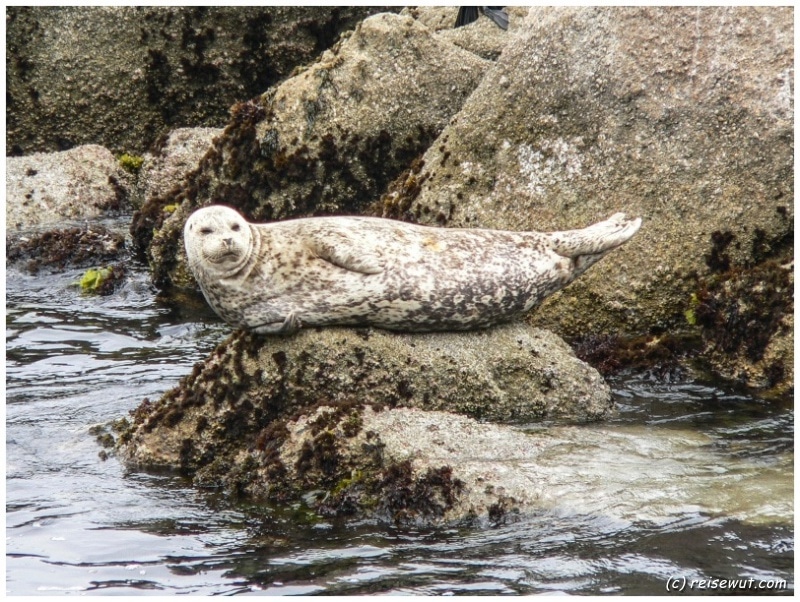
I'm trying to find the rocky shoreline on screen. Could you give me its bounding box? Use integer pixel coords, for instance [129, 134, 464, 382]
[7, 6, 793, 525]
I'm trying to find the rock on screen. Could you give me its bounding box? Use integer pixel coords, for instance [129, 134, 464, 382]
[380, 6, 792, 393]
[6, 225, 126, 274]
[77, 264, 128, 296]
[117, 322, 611, 523]
[131, 11, 491, 290]
[692, 252, 793, 397]
[6, 145, 134, 230]
[6, 6, 393, 156]
[135, 127, 222, 207]
[411, 6, 530, 60]
[393, 7, 792, 337]
[279, 406, 545, 525]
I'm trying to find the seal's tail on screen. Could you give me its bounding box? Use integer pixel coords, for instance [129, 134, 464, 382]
[546, 212, 642, 258]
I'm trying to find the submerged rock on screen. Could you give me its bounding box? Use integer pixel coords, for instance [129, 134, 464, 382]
[118, 322, 611, 524]
[6, 225, 125, 274]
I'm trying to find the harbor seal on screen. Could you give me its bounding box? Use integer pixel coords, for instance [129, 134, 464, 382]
[184, 205, 641, 334]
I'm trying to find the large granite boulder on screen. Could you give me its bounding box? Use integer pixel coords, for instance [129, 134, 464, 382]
[379, 7, 792, 395]
[7, 7, 392, 156]
[393, 7, 792, 340]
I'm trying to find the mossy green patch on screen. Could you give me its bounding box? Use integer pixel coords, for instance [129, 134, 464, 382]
[684, 293, 700, 325]
[78, 264, 126, 295]
[80, 266, 113, 292]
[119, 153, 144, 174]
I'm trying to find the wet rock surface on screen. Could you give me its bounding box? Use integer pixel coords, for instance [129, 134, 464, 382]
[6, 226, 126, 274]
[692, 249, 793, 397]
[279, 406, 545, 526]
[117, 322, 610, 523]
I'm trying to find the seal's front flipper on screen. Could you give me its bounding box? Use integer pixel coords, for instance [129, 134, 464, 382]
[309, 234, 384, 276]
[252, 311, 301, 335]
[277, 311, 301, 335]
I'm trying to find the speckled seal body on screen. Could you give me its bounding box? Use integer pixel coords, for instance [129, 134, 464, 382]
[184, 205, 642, 334]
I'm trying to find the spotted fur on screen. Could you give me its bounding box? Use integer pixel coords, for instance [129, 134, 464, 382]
[184, 205, 642, 334]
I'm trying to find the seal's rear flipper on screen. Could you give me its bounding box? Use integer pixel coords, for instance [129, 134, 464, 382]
[546, 213, 642, 258]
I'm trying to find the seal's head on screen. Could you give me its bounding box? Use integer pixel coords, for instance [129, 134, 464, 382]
[184, 205, 252, 276]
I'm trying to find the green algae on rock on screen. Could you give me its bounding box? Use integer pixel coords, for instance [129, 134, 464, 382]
[78, 264, 127, 296]
[118, 153, 144, 175]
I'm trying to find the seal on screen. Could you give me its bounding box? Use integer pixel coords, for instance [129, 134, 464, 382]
[184, 205, 641, 334]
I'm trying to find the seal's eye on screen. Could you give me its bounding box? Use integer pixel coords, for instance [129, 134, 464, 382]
[231, 223, 241, 232]
[200, 227, 213, 235]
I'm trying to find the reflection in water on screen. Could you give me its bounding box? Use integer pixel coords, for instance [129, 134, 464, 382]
[5, 266, 794, 595]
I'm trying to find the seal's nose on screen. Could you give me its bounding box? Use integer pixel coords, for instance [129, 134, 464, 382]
[223, 238, 233, 247]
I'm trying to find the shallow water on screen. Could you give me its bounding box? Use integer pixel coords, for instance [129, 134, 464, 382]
[6, 264, 793, 595]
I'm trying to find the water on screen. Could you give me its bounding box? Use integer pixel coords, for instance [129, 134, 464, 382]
[6, 263, 793, 595]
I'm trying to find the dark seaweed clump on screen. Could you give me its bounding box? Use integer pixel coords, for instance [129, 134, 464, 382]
[572, 333, 694, 381]
[7, 226, 125, 273]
